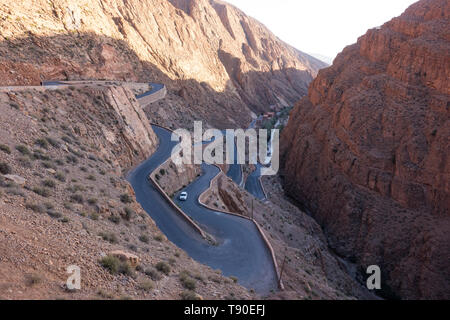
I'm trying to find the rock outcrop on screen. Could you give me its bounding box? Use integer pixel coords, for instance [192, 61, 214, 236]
[281, 0, 449, 299]
[3, 174, 26, 186]
[109, 250, 140, 268]
[0, 0, 326, 128]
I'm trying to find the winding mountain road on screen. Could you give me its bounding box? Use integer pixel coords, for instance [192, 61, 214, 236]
[243, 118, 268, 200]
[225, 117, 267, 201]
[128, 126, 278, 294]
[136, 83, 165, 99]
[226, 136, 244, 186]
[244, 163, 266, 201]
[40, 80, 277, 293]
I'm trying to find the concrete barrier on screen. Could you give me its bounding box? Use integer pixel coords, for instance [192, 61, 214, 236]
[137, 85, 167, 106]
[258, 171, 269, 200]
[1, 81, 167, 106]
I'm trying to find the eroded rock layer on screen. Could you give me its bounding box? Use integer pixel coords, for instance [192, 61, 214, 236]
[0, 0, 326, 128]
[281, 0, 449, 299]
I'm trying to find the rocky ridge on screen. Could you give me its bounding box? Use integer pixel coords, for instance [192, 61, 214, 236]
[0, 0, 327, 129]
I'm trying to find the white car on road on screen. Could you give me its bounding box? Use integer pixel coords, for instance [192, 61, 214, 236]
[179, 192, 188, 201]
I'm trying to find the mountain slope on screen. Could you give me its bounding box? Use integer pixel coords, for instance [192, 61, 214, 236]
[281, 0, 449, 299]
[0, 0, 326, 128]
[0, 84, 254, 300]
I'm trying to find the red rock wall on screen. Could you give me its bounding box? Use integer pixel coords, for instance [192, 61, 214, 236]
[281, 0, 449, 299]
[0, 0, 327, 121]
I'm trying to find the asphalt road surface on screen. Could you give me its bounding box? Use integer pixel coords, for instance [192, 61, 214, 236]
[244, 163, 266, 201]
[128, 126, 278, 294]
[43, 80, 278, 293]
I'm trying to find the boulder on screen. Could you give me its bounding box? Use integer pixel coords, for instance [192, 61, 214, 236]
[109, 250, 140, 267]
[3, 174, 26, 186]
[45, 168, 56, 175]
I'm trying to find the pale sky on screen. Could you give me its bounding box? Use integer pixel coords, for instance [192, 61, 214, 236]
[224, 0, 418, 63]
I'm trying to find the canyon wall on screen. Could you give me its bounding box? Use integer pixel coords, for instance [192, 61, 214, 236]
[281, 0, 449, 299]
[0, 84, 254, 300]
[0, 0, 326, 128]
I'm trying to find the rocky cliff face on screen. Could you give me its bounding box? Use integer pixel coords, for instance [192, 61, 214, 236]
[0, 0, 326, 128]
[281, 0, 449, 299]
